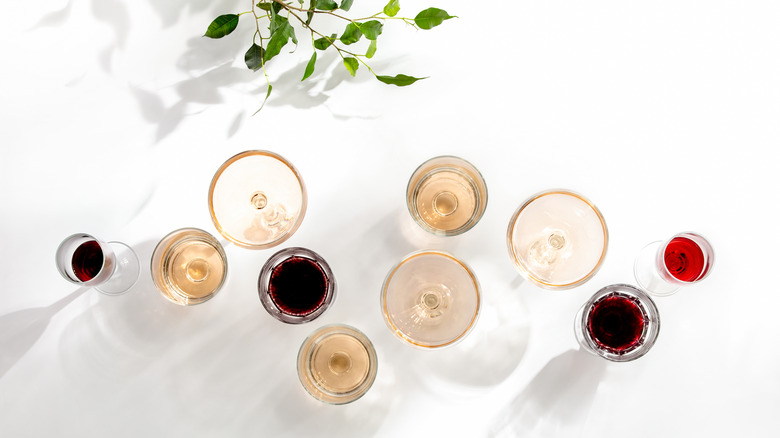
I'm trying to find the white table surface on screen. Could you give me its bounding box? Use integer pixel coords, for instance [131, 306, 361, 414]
[2, 1, 778, 436]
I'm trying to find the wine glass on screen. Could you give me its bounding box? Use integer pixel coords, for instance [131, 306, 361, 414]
[258, 247, 336, 324]
[150, 228, 228, 306]
[406, 156, 488, 236]
[55, 233, 140, 295]
[634, 232, 714, 296]
[507, 189, 608, 290]
[381, 250, 480, 348]
[575, 284, 660, 362]
[208, 150, 306, 250]
[297, 324, 378, 404]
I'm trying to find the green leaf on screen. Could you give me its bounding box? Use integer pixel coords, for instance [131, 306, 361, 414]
[256, 2, 272, 11]
[315, 0, 338, 10]
[302, 52, 317, 81]
[340, 0, 354, 11]
[204, 14, 239, 39]
[253, 84, 273, 115]
[413, 8, 454, 30]
[358, 20, 383, 40]
[343, 57, 359, 77]
[339, 22, 362, 45]
[366, 39, 377, 58]
[264, 17, 296, 63]
[313, 36, 334, 50]
[376, 74, 426, 86]
[244, 43, 265, 71]
[383, 0, 400, 17]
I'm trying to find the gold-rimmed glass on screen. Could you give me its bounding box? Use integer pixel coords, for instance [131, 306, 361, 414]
[381, 250, 480, 348]
[507, 189, 608, 290]
[208, 150, 306, 250]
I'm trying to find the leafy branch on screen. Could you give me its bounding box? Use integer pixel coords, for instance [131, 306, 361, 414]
[204, 0, 455, 112]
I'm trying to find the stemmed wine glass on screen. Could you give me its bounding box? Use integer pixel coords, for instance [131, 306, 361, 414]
[208, 150, 307, 249]
[634, 232, 714, 296]
[381, 250, 480, 348]
[406, 156, 488, 236]
[258, 247, 336, 324]
[297, 324, 378, 404]
[55, 233, 140, 295]
[150, 227, 228, 306]
[507, 189, 608, 290]
[575, 284, 660, 362]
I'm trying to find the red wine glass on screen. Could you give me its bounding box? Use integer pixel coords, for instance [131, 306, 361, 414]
[55, 233, 140, 295]
[575, 284, 660, 362]
[634, 232, 714, 296]
[257, 247, 336, 324]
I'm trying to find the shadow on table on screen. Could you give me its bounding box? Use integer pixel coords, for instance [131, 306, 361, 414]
[0, 287, 88, 379]
[489, 349, 607, 437]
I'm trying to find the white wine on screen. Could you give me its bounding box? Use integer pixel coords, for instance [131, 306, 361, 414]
[407, 156, 487, 236]
[507, 190, 608, 289]
[297, 325, 377, 404]
[381, 250, 480, 348]
[209, 150, 306, 249]
[151, 228, 227, 305]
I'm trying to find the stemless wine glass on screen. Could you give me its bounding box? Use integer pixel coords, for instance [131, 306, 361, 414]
[151, 228, 228, 306]
[297, 324, 378, 404]
[406, 156, 488, 236]
[507, 189, 608, 290]
[258, 247, 336, 324]
[381, 250, 480, 348]
[634, 232, 714, 296]
[209, 150, 307, 250]
[56, 233, 140, 295]
[575, 284, 660, 362]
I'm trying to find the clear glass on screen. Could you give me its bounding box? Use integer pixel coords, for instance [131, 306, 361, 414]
[634, 231, 714, 296]
[55, 233, 140, 295]
[406, 156, 488, 236]
[258, 247, 336, 324]
[297, 324, 378, 404]
[575, 284, 660, 362]
[150, 228, 228, 306]
[209, 150, 307, 249]
[507, 189, 608, 290]
[381, 250, 480, 348]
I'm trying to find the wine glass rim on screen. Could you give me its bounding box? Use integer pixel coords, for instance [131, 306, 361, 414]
[208, 150, 307, 250]
[405, 155, 488, 237]
[506, 188, 609, 290]
[296, 324, 378, 404]
[150, 227, 228, 306]
[657, 231, 715, 284]
[55, 233, 113, 286]
[380, 249, 481, 349]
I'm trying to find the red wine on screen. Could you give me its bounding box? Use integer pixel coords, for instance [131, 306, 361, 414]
[72, 240, 104, 282]
[268, 256, 328, 316]
[664, 236, 707, 282]
[587, 293, 646, 353]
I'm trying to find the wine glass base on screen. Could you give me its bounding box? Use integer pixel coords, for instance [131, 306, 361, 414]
[95, 242, 140, 296]
[634, 241, 679, 297]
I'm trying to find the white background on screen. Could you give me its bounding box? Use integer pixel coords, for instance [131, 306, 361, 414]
[1, 0, 778, 436]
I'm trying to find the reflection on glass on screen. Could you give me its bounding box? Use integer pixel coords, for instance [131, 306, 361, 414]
[507, 189, 608, 289]
[258, 247, 336, 324]
[297, 324, 378, 404]
[634, 231, 714, 296]
[406, 156, 487, 236]
[575, 284, 660, 362]
[55, 233, 140, 295]
[209, 150, 306, 249]
[381, 250, 480, 348]
[151, 228, 228, 306]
